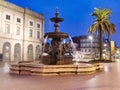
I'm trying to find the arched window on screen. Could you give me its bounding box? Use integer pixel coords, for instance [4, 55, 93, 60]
[14, 43, 21, 61]
[35, 45, 41, 60]
[2, 42, 11, 61]
[27, 44, 33, 61]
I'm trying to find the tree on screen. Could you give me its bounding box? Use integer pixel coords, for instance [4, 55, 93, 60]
[88, 8, 116, 60]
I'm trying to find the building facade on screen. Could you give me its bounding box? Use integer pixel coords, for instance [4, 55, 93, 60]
[72, 35, 116, 60]
[79, 35, 100, 59]
[115, 47, 120, 60]
[72, 35, 100, 59]
[102, 39, 110, 59]
[0, 0, 44, 62]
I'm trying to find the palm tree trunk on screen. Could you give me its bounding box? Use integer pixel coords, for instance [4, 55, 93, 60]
[108, 33, 111, 60]
[99, 27, 103, 60]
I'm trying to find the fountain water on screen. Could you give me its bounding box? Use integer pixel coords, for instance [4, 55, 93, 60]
[42, 35, 48, 55]
[69, 36, 76, 51]
[40, 35, 49, 62]
[69, 36, 83, 63]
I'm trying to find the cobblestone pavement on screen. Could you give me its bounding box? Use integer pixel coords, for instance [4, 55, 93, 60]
[0, 61, 120, 90]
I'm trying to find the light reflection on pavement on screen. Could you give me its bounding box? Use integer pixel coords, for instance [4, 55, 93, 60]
[3, 63, 10, 73]
[0, 62, 120, 90]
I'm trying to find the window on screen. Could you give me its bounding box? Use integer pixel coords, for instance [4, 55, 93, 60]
[6, 15, 10, 20]
[91, 49, 93, 52]
[29, 21, 33, 26]
[17, 18, 21, 23]
[37, 31, 40, 39]
[5, 24, 10, 34]
[16, 27, 20, 35]
[29, 29, 33, 37]
[89, 49, 91, 52]
[37, 24, 40, 28]
[81, 44, 82, 47]
[86, 44, 88, 47]
[83, 44, 85, 47]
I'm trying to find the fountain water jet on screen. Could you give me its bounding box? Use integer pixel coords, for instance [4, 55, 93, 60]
[40, 35, 48, 61]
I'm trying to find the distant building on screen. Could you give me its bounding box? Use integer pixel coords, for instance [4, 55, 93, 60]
[115, 46, 120, 59]
[72, 35, 115, 59]
[72, 35, 100, 59]
[0, 0, 44, 61]
[110, 41, 116, 55]
[102, 39, 110, 59]
[110, 41, 116, 60]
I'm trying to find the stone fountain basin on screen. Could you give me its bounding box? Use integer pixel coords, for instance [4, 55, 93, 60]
[10, 62, 103, 76]
[45, 32, 69, 39]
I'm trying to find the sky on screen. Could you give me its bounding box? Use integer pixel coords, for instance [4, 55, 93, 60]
[7, 0, 120, 46]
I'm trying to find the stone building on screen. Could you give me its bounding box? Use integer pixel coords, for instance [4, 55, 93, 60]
[0, 0, 44, 62]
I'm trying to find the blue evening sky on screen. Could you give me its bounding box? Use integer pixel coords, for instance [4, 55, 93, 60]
[7, 0, 120, 46]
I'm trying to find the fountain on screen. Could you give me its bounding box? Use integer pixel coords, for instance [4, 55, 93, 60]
[41, 8, 73, 65]
[9, 8, 103, 76]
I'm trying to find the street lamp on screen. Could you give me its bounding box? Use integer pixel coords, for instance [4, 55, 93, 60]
[88, 35, 93, 59]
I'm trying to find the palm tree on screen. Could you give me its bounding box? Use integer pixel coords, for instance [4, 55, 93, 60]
[88, 8, 116, 60]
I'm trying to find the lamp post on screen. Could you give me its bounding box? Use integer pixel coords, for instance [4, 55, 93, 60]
[88, 35, 93, 59]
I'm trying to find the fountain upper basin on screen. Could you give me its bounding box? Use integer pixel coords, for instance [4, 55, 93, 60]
[45, 32, 69, 39]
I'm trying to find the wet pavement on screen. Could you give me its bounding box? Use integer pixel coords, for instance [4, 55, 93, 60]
[0, 61, 120, 90]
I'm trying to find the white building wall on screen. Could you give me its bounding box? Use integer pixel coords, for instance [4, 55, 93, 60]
[0, 0, 44, 61]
